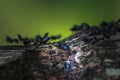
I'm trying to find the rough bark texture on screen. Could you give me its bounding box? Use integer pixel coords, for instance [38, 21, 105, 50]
[0, 33, 120, 80]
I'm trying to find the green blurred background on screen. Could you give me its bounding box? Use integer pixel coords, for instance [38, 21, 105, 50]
[0, 0, 120, 44]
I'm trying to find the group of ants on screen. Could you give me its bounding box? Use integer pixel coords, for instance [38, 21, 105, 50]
[5, 19, 120, 51]
[70, 19, 120, 48]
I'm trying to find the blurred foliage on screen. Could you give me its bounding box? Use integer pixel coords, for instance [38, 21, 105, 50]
[0, 0, 120, 44]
